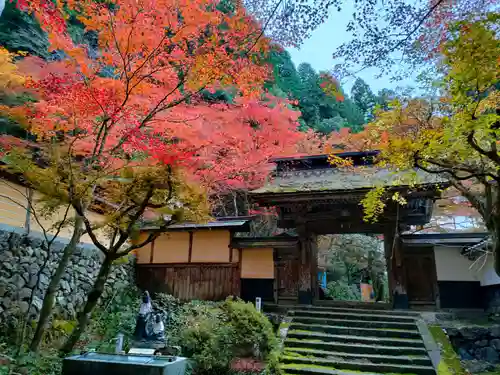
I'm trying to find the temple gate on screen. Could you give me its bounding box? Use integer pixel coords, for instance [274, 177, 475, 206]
[250, 151, 448, 307]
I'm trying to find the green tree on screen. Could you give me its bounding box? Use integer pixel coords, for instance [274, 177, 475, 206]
[315, 115, 346, 134]
[351, 78, 378, 122]
[265, 48, 302, 99]
[0, 1, 48, 57]
[296, 63, 324, 126]
[319, 234, 386, 301]
[264, 53, 369, 134]
[337, 97, 365, 132]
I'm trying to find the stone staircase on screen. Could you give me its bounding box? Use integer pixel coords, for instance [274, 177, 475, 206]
[280, 305, 437, 375]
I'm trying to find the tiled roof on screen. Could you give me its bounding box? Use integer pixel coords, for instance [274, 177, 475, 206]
[251, 166, 448, 195]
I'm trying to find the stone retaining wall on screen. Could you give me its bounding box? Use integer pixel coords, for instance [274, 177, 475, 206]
[484, 285, 500, 314]
[445, 325, 500, 364]
[0, 225, 134, 325]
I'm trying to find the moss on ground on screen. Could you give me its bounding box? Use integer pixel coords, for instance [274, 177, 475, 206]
[279, 322, 291, 330]
[282, 362, 418, 375]
[428, 325, 467, 375]
[282, 351, 316, 359]
[281, 363, 336, 370]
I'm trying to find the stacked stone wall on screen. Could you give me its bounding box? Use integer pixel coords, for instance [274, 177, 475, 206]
[0, 225, 133, 324]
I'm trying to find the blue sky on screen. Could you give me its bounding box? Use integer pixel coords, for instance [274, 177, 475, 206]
[287, 6, 416, 96]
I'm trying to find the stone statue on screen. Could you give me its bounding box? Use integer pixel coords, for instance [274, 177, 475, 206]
[134, 291, 152, 340]
[133, 291, 165, 344]
[151, 314, 165, 341]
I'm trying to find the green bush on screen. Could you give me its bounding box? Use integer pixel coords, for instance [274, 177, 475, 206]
[262, 349, 283, 375]
[164, 297, 277, 374]
[325, 280, 361, 301]
[176, 303, 234, 374]
[222, 298, 277, 358]
[84, 287, 140, 353]
[1, 293, 277, 375]
[0, 343, 61, 375]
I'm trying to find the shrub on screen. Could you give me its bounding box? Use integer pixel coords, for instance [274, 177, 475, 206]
[222, 298, 277, 358]
[165, 297, 277, 374]
[177, 303, 235, 374]
[263, 349, 283, 375]
[84, 287, 140, 353]
[0, 344, 61, 375]
[325, 280, 361, 301]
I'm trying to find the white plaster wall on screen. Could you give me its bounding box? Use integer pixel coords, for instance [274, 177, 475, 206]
[434, 246, 478, 282]
[478, 256, 500, 286]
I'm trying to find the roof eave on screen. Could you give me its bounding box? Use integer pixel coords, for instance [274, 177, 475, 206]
[140, 219, 253, 233]
[250, 182, 449, 203]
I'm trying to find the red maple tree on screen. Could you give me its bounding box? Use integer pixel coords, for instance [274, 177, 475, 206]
[0, 0, 314, 353]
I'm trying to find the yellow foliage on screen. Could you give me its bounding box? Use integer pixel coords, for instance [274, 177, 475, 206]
[360, 186, 386, 223]
[0, 47, 25, 93]
[391, 192, 407, 205]
[327, 14, 500, 227]
[327, 154, 353, 168]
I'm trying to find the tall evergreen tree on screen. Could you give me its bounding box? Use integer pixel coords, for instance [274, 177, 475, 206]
[351, 78, 378, 122]
[265, 48, 302, 99]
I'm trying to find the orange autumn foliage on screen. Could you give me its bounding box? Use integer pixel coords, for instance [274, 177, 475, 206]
[7, 0, 273, 169]
[2, 0, 321, 198]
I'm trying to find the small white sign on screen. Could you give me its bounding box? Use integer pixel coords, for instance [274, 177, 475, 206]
[255, 297, 262, 312]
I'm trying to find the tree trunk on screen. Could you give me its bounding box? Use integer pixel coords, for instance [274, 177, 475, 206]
[29, 215, 84, 352]
[60, 254, 114, 354]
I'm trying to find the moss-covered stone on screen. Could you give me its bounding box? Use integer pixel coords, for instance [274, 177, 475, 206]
[428, 325, 467, 375]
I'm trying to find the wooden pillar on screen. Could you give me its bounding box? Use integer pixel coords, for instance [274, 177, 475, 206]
[310, 232, 318, 303]
[383, 227, 395, 304]
[384, 223, 408, 309]
[296, 223, 315, 305]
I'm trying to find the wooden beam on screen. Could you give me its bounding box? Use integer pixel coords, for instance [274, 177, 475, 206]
[306, 221, 388, 234]
[188, 231, 193, 263]
[252, 184, 445, 206]
[137, 262, 237, 268]
[238, 248, 243, 280]
[228, 231, 233, 263]
[231, 236, 299, 249]
[149, 239, 156, 263]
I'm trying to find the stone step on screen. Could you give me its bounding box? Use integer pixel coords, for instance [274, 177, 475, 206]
[292, 316, 418, 330]
[292, 309, 418, 323]
[285, 338, 428, 356]
[282, 364, 386, 375]
[283, 347, 432, 367]
[281, 356, 436, 375]
[290, 322, 422, 339]
[286, 330, 424, 348]
[288, 305, 421, 317]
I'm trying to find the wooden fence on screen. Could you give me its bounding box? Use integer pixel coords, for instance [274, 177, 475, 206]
[136, 263, 240, 301]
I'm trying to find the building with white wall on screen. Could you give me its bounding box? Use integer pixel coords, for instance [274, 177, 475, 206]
[401, 232, 498, 310]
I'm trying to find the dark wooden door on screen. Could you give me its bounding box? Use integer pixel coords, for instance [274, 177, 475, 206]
[403, 249, 437, 304]
[275, 248, 299, 302]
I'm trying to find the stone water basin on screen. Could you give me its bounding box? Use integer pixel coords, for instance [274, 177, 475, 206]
[62, 352, 188, 375]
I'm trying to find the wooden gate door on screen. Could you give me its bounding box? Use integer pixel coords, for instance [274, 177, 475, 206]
[403, 248, 438, 305]
[275, 248, 299, 303]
